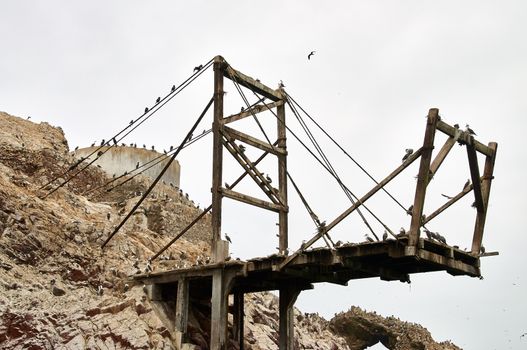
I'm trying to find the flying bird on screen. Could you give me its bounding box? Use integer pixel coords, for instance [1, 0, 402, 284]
[465, 124, 476, 135]
[402, 148, 413, 162]
[194, 64, 203, 72]
[307, 51, 316, 60]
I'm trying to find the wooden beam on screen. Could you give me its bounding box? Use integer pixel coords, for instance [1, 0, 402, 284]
[278, 147, 423, 270]
[423, 183, 473, 224]
[224, 66, 282, 102]
[174, 278, 189, 347]
[279, 287, 300, 350]
[233, 292, 244, 350]
[277, 93, 288, 255]
[417, 250, 480, 277]
[212, 56, 225, 262]
[408, 109, 439, 246]
[436, 120, 493, 156]
[210, 269, 228, 350]
[222, 100, 285, 124]
[223, 125, 286, 156]
[430, 136, 458, 177]
[220, 187, 286, 213]
[466, 138, 484, 213]
[471, 142, 498, 254]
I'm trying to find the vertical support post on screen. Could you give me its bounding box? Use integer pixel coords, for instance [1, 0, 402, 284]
[408, 108, 439, 247]
[233, 292, 245, 350]
[471, 142, 497, 254]
[279, 287, 300, 350]
[276, 91, 288, 254]
[210, 269, 229, 350]
[174, 278, 189, 349]
[212, 56, 225, 262]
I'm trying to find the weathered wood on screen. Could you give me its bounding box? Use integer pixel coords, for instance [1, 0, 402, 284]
[466, 138, 484, 213]
[423, 183, 473, 224]
[279, 287, 300, 350]
[175, 278, 189, 348]
[224, 66, 282, 102]
[436, 120, 493, 156]
[233, 292, 244, 350]
[222, 100, 285, 124]
[278, 147, 423, 270]
[408, 109, 439, 246]
[277, 94, 288, 255]
[223, 126, 286, 156]
[212, 56, 225, 262]
[210, 269, 228, 350]
[220, 187, 286, 213]
[430, 136, 457, 177]
[471, 142, 497, 254]
[417, 250, 480, 276]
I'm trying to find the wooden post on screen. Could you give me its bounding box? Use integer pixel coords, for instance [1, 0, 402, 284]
[210, 269, 228, 350]
[175, 278, 189, 349]
[466, 138, 484, 212]
[471, 142, 497, 254]
[212, 56, 225, 262]
[408, 108, 439, 247]
[277, 92, 288, 255]
[279, 287, 300, 350]
[233, 292, 245, 350]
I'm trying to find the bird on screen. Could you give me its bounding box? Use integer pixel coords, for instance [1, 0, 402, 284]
[463, 179, 471, 190]
[187, 133, 193, 141]
[106, 212, 111, 220]
[171, 85, 176, 92]
[453, 123, 460, 129]
[91, 142, 95, 147]
[441, 193, 453, 200]
[169, 145, 173, 151]
[97, 150, 103, 157]
[308, 51, 316, 60]
[193, 64, 203, 72]
[335, 240, 343, 247]
[382, 230, 388, 241]
[112, 137, 117, 145]
[151, 145, 155, 151]
[123, 284, 129, 292]
[100, 139, 105, 146]
[406, 205, 413, 215]
[26, 116, 31, 120]
[130, 120, 134, 125]
[97, 285, 104, 296]
[239, 144, 246, 153]
[143, 144, 146, 148]
[225, 233, 232, 243]
[465, 124, 476, 135]
[144, 107, 149, 113]
[74, 146, 79, 151]
[424, 229, 433, 240]
[480, 245, 486, 254]
[163, 149, 167, 154]
[224, 182, 230, 188]
[279, 80, 285, 88]
[402, 148, 413, 162]
[399, 227, 406, 235]
[265, 174, 272, 183]
[365, 234, 375, 243]
[241, 106, 245, 112]
[156, 97, 161, 104]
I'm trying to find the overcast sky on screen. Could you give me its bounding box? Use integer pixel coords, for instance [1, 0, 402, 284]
[1, 1, 526, 348]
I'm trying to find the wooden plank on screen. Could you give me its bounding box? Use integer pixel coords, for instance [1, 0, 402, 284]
[466, 138, 484, 213]
[408, 109, 439, 246]
[220, 187, 286, 213]
[436, 120, 493, 156]
[278, 147, 423, 270]
[222, 100, 285, 124]
[210, 269, 228, 350]
[430, 136, 457, 177]
[224, 66, 282, 102]
[175, 278, 189, 347]
[423, 183, 473, 224]
[279, 288, 300, 350]
[233, 292, 245, 350]
[277, 96, 288, 255]
[223, 125, 286, 156]
[417, 250, 480, 276]
[471, 142, 498, 254]
[212, 56, 225, 262]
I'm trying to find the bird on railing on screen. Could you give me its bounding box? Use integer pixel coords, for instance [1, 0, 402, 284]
[100, 139, 106, 146]
[465, 124, 476, 136]
[193, 64, 203, 72]
[402, 148, 413, 162]
[463, 179, 471, 190]
[144, 107, 149, 113]
[265, 174, 272, 183]
[441, 193, 454, 200]
[364, 234, 375, 243]
[239, 144, 246, 153]
[171, 85, 176, 92]
[156, 97, 161, 104]
[382, 231, 388, 241]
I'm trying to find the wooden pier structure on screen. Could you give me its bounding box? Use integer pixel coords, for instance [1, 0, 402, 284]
[129, 56, 498, 350]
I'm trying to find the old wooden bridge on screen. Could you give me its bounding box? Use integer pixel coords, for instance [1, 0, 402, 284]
[124, 56, 497, 349]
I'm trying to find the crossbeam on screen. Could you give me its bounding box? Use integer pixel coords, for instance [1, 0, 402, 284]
[222, 100, 285, 124]
[224, 66, 282, 102]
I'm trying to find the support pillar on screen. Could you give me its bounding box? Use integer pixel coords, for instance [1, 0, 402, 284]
[233, 292, 245, 349]
[279, 287, 300, 350]
[210, 269, 229, 350]
[276, 90, 288, 255]
[174, 278, 189, 349]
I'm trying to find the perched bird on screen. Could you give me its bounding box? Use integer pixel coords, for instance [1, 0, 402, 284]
[382, 230, 388, 241]
[143, 144, 146, 148]
[402, 148, 413, 162]
[97, 150, 103, 157]
[151, 145, 155, 151]
[163, 149, 167, 154]
[224, 182, 230, 188]
[112, 137, 117, 145]
[225, 233, 232, 243]
[156, 97, 161, 104]
[365, 234, 375, 243]
[100, 139, 105, 146]
[91, 142, 95, 147]
[97, 285, 104, 296]
[307, 50, 316, 60]
[27, 116, 31, 120]
[480, 245, 486, 254]
[335, 240, 343, 247]
[121, 143, 126, 146]
[74, 146, 79, 151]
[406, 205, 413, 215]
[279, 80, 285, 88]
[123, 283, 129, 292]
[171, 85, 176, 92]
[265, 174, 272, 183]
[187, 133, 193, 141]
[441, 193, 453, 200]
[399, 227, 406, 235]
[144, 107, 149, 113]
[424, 229, 433, 240]
[193, 64, 203, 72]
[106, 212, 111, 220]
[463, 179, 471, 190]
[239, 144, 246, 153]
[465, 124, 476, 135]
[130, 120, 134, 125]
[453, 123, 460, 129]
[169, 145, 173, 151]
[241, 106, 245, 112]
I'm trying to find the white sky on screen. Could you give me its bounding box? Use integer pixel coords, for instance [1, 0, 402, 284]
[1, 1, 526, 348]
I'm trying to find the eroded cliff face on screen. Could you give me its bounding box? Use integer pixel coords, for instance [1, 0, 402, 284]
[0, 111, 459, 349]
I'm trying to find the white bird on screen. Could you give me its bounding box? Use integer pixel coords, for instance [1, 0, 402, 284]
[382, 231, 388, 241]
[365, 234, 375, 243]
[97, 285, 104, 296]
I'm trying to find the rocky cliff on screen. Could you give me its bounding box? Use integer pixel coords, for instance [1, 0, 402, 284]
[0, 111, 460, 349]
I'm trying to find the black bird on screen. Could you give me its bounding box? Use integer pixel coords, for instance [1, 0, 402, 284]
[335, 240, 343, 247]
[225, 233, 232, 243]
[171, 85, 176, 92]
[406, 205, 413, 215]
[424, 229, 433, 240]
[279, 80, 285, 88]
[27, 116, 31, 120]
[465, 124, 476, 135]
[74, 146, 79, 151]
[97, 150, 103, 157]
[112, 137, 117, 145]
[143, 144, 146, 149]
[441, 193, 453, 200]
[163, 149, 167, 154]
[156, 97, 161, 104]
[265, 174, 272, 183]
[133, 143, 137, 148]
[193, 64, 203, 72]
[100, 139, 105, 146]
[402, 148, 413, 162]
[169, 145, 173, 151]
[91, 142, 95, 147]
[241, 106, 245, 112]
[239, 144, 246, 153]
[121, 143, 125, 146]
[151, 145, 155, 151]
[130, 120, 134, 125]
[480, 245, 486, 254]
[136, 162, 140, 169]
[308, 51, 316, 60]
[106, 213, 111, 220]
[144, 107, 149, 113]
[463, 179, 471, 190]
[453, 123, 460, 128]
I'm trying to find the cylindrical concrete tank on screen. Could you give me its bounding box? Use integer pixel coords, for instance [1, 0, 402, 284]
[74, 146, 180, 187]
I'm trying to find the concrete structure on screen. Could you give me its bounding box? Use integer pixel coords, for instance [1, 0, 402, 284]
[74, 146, 180, 187]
